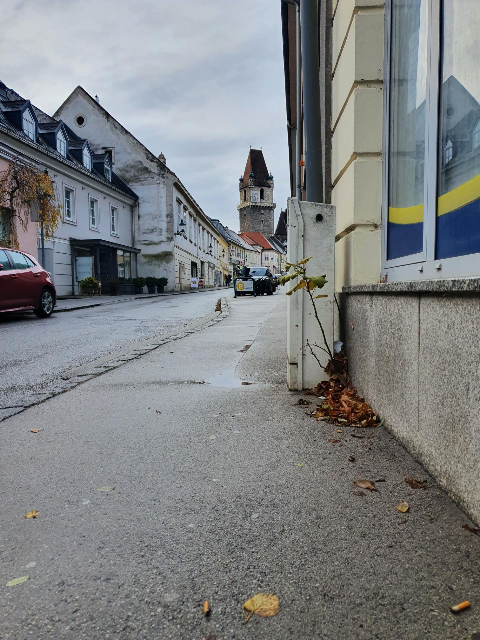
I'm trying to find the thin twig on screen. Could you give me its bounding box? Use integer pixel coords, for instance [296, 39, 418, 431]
[306, 287, 334, 361]
[306, 339, 325, 370]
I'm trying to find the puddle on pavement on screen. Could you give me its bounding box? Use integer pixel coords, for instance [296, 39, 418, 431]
[206, 369, 254, 388]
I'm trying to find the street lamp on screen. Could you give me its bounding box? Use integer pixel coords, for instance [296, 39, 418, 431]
[174, 219, 186, 237]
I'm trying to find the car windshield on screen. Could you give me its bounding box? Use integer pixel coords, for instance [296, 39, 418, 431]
[249, 268, 268, 276]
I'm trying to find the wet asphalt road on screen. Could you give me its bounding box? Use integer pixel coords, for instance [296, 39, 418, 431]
[0, 291, 224, 415]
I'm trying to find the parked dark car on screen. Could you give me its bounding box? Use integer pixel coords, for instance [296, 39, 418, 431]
[234, 266, 275, 297]
[0, 247, 56, 317]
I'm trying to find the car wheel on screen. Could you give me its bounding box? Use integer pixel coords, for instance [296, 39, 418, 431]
[34, 288, 54, 318]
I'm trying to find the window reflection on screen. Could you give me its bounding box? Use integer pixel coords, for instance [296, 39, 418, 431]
[387, 0, 428, 260]
[436, 0, 480, 259]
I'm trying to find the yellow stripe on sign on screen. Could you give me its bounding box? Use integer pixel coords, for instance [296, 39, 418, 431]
[437, 172, 480, 216]
[389, 203, 424, 225]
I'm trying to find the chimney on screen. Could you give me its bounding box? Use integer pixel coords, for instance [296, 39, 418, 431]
[158, 152, 166, 164]
[95, 95, 100, 104]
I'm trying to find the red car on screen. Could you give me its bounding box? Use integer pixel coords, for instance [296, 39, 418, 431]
[0, 247, 56, 317]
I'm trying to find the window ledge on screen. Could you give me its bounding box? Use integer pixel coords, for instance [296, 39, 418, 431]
[343, 278, 480, 295]
[63, 219, 76, 225]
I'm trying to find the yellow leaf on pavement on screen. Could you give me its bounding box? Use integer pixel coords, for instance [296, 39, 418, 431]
[6, 576, 29, 586]
[97, 486, 115, 492]
[397, 502, 409, 513]
[30, 429, 41, 433]
[24, 510, 39, 519]
[354, 479, 377, 492]
[243, 593, 280, 623]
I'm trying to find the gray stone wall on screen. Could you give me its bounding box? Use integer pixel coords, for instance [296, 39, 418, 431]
[239, 205, 274, 234]
[344, 289, 480, 523]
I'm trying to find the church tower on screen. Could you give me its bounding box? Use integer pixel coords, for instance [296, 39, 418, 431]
[238, 149, 276, 234]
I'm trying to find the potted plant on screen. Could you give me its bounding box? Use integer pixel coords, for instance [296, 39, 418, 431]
[79, 276, 99, 296]
[132, 277, 145, 294]
[157, 277, 168, 293]
[145, 276, 157, 294]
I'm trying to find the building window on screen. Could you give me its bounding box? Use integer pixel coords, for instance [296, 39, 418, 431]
[473, 121, 480, 150]
[176, 200, 182, 232]
[189, 214, 193, 241]
[384, 0, 480, 276]
[117, 250, 125, 278]
[104, 164, 112, 181]
[57, 130, 67, 157]
[111, 205, 118, 235]
[22, 110, 36, 141]
[64, 187, 75, 222]
[444, 137, 453, 165]
[83, 148, 91, 170]
[243, 190, 246, 202]
[260, 188, 264, 200]
[89, 197, 99, 229]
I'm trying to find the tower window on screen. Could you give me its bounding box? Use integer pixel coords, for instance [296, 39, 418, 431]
[260, 188, 264, 200]
[243, 190, 246, 202]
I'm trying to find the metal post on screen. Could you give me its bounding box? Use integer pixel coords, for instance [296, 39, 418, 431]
[301, 0, 323, 203]
[282, 0, 302, 200]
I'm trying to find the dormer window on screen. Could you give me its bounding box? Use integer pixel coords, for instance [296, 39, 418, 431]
[22, 110, 36, 141]
[83, 148, 91, 170]
[104, 163, 111, 181]
[57, 130, 67, 157]
[474, 122, 480, 151]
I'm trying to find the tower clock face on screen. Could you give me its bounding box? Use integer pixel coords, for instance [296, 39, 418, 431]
[251, 191, 260, 202]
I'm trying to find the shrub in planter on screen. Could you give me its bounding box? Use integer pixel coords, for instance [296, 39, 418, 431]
[157, 277, 168, 293]
[145, 276, 157, 294]
[132, 277, 145, 294]
[79, 276, 99, 295]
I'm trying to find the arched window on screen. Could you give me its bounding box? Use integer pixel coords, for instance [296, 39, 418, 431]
[473, 121, 480, 150]
[445, 137, 453, 165]
[260, 188, 264, 200]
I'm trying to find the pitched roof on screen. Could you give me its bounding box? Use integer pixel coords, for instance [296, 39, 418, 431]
[239, 232, 275, 250]
[242, 149, 271, 184]
[267, 236, 286, 254]
[0, 81, 138, 201]
[275, 209, 287, 236]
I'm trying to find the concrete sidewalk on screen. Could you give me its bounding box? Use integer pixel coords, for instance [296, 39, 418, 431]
[1, 294, 480, 639]
[55, 286, 231, 312]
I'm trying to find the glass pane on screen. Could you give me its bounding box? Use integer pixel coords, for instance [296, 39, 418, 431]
[117, 250, 125, 279]
[8, 251, 30, 269]
[124, 253, 131, 280]
[436, 0, 480, 259]
[0, 249, 11, 270]
[387, 0, 429, 260]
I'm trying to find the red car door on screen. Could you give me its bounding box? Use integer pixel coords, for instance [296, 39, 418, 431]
[5, 250, 37, 308]
[0, 249, 14, 311]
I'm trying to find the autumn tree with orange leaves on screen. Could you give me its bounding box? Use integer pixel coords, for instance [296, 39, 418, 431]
[0, 159, 62, 249]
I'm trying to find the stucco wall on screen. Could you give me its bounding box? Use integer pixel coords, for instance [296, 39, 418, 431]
[331, 0, 384, 289]
[344, 288, 480, 523]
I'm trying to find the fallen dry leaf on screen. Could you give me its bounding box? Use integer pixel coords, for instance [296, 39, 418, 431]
[336, 430, 343, 433]
[348, 456, 356, 462]
[24, 510, 39, 519]
[295, 398, 311, 406]
[30, 429, 41, 434]
[328, 438, 340, 444]
[243, 593, 280, 624]
[297, 463, 304, 467]
[97, 486, 115, 492]
[6, 576, 29, 586]
[353, 490, 365, 497]
[156, 410, 161, 414]
[462, 524, 480, 536]
[203, 601, 210, 616]
[397, 502, 409, 513]
[354, 480, 377, 491]
[405, 477, 426, 490]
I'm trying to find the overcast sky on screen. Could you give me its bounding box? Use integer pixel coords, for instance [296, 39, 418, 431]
[1, 0, 289, 232]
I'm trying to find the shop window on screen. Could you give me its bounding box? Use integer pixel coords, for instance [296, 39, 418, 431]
[384, 0, 480, 277]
